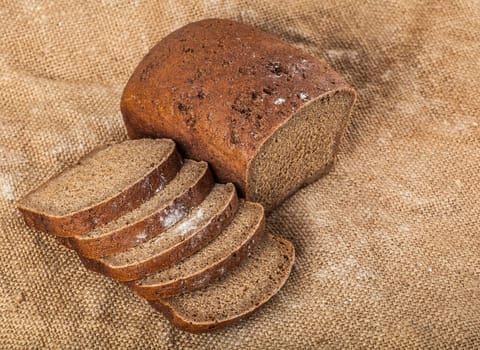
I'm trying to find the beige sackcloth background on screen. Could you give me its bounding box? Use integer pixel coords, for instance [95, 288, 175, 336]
[1, 0, 479, 348]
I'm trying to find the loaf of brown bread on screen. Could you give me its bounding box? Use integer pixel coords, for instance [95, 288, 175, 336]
[17, 139, 182, 237]
[121, 18, 356, 210]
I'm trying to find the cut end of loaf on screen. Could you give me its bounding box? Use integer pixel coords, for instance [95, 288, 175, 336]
[247, 88, 356, 210]
[150, 234, 295, 333]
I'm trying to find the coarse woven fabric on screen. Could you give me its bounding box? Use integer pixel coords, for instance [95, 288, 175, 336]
[0, 0, 479, 349]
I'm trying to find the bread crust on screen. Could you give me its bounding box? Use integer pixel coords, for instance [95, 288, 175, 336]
[131, 202, 265, 299]
[80, 184, 240, 282]
[121, 18, 356, 202]
[17, 140, 182, 237]
[149, 234, 295, 333]
[68, 162, 214, 258]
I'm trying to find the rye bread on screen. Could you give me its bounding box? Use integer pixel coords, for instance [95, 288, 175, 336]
[149, 234, 295, 333]
[17, 139, 182, 237]
[121, 18, 356, 211]
[81, 184, 241, 281]
[132, 200, 265, 299]
[68, 160, 213, 258]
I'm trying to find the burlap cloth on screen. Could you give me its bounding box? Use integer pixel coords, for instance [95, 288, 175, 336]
[1, 0, 479, 348]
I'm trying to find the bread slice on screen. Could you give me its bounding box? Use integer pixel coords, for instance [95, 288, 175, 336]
[68, 160, 213, 258]
[81, 184, 242, 281]
[121, 19, 356, 211]
[132, 201, 265, 299]
[149, 234, 294, 333]
[17, 139, 182, 237]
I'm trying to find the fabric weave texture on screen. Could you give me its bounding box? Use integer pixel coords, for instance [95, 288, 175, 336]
[0, 0, 479, 349]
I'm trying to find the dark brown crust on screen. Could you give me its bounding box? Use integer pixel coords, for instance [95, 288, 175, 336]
[80, 185, 240, 282]
[121, 18, 356, 199]
[17, 141, 182, 237]
[132, 202, 265, 299]
[149, 234, 295, 333]
[68, 162, 213, 258]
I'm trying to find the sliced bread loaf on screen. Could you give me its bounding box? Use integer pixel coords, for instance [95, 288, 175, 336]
[81, 183, 242, 281]
[121, 19, 356, 211]
[68, 160, 213, 258]
[132, 200, 265, 299]
[18, 139, 182, 237]
[149, 234, 295, 333]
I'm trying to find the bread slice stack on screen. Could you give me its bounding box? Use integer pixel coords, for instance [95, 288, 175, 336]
[17, 138, 294, 332]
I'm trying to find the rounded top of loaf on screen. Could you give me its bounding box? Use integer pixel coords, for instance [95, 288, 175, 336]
[121, 18, 353, 190]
